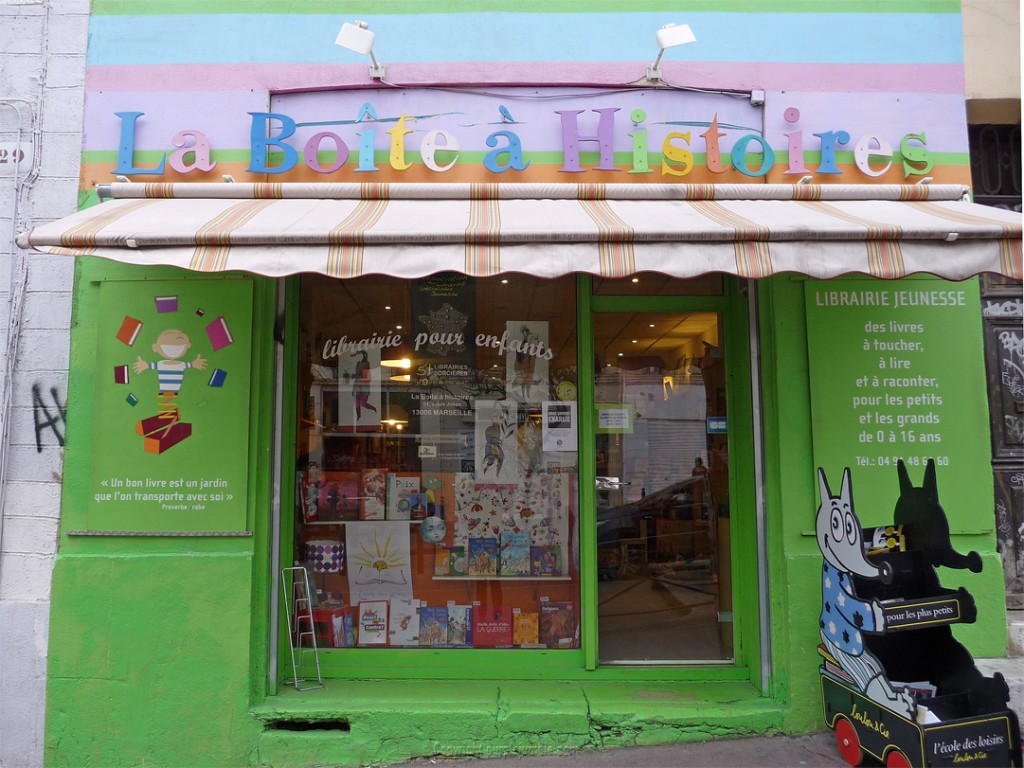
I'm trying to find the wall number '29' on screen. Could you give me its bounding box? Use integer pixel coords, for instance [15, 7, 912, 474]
[0, 147, 26, 164]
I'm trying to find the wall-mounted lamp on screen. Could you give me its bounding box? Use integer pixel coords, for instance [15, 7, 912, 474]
[336, 20, 385, 80]
[647, 23, 696, 82]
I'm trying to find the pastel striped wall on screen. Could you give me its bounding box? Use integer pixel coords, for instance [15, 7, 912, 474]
[81, 1, 971, 190]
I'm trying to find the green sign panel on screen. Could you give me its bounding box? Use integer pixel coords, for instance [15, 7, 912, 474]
[805, 279, 991, 524]
[87, 279, 253, 533]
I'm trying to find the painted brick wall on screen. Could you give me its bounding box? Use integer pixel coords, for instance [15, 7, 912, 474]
[0, 1, 87, 766]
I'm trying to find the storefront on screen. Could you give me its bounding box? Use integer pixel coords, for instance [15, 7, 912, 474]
[16, 7, 1023, 767]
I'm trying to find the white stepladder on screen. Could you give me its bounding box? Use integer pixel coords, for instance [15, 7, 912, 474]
[280, 566, 324, 691]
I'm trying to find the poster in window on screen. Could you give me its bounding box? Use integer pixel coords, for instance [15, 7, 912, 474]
[475, 399, 519, 486]
[506, 321, 550, 402]
[336, 346, 381, 430]
[347, 521, 413, 604]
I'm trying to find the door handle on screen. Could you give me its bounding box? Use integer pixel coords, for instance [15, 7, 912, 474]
[596, 477, 631, 490]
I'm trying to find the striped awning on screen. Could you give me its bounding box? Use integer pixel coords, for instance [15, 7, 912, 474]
[16, 182, 1022, 281]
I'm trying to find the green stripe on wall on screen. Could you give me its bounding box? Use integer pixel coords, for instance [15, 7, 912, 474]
[92, 0, 961, 16]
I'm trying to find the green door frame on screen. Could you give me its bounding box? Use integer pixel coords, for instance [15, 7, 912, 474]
[577, 275, 761, 680]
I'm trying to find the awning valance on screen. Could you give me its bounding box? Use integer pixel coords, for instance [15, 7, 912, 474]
[17, 183, 1022, 281]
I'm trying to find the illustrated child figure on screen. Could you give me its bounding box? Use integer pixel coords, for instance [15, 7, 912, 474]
[133, 328, 207, 419]
[350, 350, 378, 421]
[816, 467, 916, 718]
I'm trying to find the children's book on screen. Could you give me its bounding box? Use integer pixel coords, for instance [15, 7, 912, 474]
[434, 546, 453, 576]
[357, 600, 389, 646]
[499, 531, 531, 577]
[448, 546, 467, 576]
[471, 604, 513, 647]
[388, 598, 420, 647]
[319, 472, 360, 521]
[360, 469, 387, 520]
[330, 608, 355, 648]
[387, 474, 420, 520]
[409, 492, 429, 520]
[467, 537, 498, 576]
[447, 604, 472, 647]
[513, 610, 540, 646]
[530, 545, 562, 576]
[539, 600, 576, 647]
[418, 605, 449, 647]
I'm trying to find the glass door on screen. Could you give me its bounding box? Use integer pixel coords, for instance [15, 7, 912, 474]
[593, 310, 733, 663]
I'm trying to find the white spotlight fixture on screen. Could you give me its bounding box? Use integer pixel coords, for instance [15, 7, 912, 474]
[336, 20, 385, 80]
[647, 23, 696, 82]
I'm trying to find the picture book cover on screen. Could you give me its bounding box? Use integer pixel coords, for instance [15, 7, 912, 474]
[448, 546, 467, 576]
[472, 604, 513, 647]
[408, 492, 429, 520]
[387, 473, 420, 520]
[357, 600, 389, 646]
[499, 531, 531, 577]
[467, 537, 498, 576]
[318, 472, 361, 521]
[530, 545, 562, 576]
[539, 600, 576, 647]
[513, 611, 540, 646]
[447, 604, 472, 646]
[434, 546, 454, 576]
[360, 468, 387, 520]
[418, 605, 449, 647]
[388, 598, 420, 647]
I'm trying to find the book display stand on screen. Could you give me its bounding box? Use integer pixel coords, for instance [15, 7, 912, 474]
[817, 460, 1022, 768]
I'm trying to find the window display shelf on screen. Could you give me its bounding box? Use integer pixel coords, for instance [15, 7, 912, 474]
[304, 519, 425, 525]
[432, 576, 572, 582]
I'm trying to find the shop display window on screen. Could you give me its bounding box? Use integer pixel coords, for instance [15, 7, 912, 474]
[293, 273, 580, 649]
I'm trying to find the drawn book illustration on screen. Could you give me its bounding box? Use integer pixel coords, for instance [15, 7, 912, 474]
[447, 604, 472, 646]
[116, 316, 143, 346]
[205, 315, 234, 351]
[540, 600, 576, 647]
[472, 604, 513, 647]
[418, 605, 449, 647]
[467, 537, 498, 576]
[357, 600, 389, 646]
[499, 531, 531, 576]
[388, 598, 420, 647]
[513, 611, 540, 646]
[530, 545, 562, 576]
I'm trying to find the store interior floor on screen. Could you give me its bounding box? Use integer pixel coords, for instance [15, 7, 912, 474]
[597, 565, 731, 662]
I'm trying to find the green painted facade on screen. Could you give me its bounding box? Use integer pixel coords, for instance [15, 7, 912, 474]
[44, 258, 1007, 767]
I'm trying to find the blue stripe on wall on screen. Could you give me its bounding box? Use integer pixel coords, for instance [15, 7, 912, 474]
[86, 12, 964, 67]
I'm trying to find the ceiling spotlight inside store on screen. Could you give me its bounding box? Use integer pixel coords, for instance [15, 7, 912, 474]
[336, 20, 386, 80]
[647, 23, 696, 82]
[381, 358, 411, 369]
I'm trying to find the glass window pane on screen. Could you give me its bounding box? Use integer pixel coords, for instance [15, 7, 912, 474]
[293, 273, 580, 650]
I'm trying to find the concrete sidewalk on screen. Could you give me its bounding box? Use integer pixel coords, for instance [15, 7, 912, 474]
[405, 733, 847, 767]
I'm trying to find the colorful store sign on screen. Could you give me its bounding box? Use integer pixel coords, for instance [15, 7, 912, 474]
[110, 88, 934, 182]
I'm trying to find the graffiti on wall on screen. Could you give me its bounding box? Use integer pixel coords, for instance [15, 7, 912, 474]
[32, 382, 66, 451]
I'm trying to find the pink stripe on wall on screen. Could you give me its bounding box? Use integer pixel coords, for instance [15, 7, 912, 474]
[85, 61, 965, 95]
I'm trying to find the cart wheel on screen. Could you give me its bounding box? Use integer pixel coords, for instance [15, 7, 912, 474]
[885, 749, 911, 767]
[834, 717, 864, 766]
